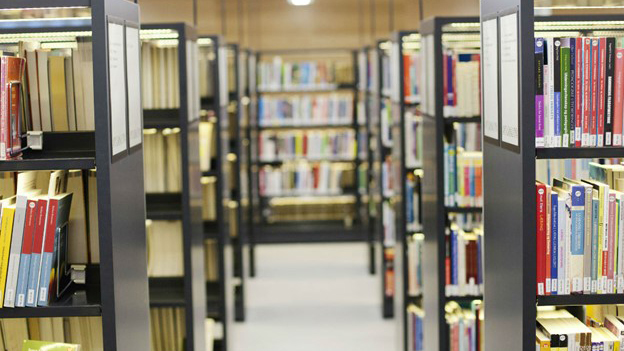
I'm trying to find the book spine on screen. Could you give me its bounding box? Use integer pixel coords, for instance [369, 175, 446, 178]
[551, 192, 559, 294]
[537, 183, 547, 295]
[536, 38, 545, 148]
[554, 39, 562, 147]
[0, 57, 7, 160]
[561, 40, 571, 147]
[37, 198, 58, 306]
[605, 38, 616, 146]
[608, 192, 617, 292]
[614, 49, 624, 146]
[619, 195, 624, 293]
[571, 186, 585, 293]
[4, 195, 28, 307]
[548, 39, 555, 147]
[575, 38, 583, 147]
[583, 38, 592, 147]
[546, 186, 552, 294]
[15, 199, 36, 307]
[584, 186, 593, 294]
[591, 38, 599, 147]
[26, 198, 47, 307]
[598, 38, 607, 147]
[570, 38, 577, 147]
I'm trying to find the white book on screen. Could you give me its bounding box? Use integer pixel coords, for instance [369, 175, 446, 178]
[544, 64, 551, 148]
[547, 39, 556, 148]
[79, 39, 95, 130]
[618, 192, 624, 293]
[36, 50, 52, 132]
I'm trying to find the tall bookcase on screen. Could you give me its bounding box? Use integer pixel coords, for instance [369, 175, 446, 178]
[0, 1, 149, 351]
[419, 17, 481, 351]
[198, 35, 232, 351]
[252, 49, 364, 245]
[142, 23, 206, 351]
[478, 2, 624, 349]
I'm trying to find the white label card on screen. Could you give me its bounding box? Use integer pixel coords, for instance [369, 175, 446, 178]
[482, 18, 499, 141]
[108, 21, 127, 157]
[125, 26, 142, 148]
[499, 12, 520, 147]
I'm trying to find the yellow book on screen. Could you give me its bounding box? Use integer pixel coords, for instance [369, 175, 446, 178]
[48, 55, 69, 131]
[537, 327, 552, 350]
[0, 205, 16, 306]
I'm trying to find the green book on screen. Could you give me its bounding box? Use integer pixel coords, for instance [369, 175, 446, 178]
[22, 340, 81, 351]
[561, 39, 571, 147]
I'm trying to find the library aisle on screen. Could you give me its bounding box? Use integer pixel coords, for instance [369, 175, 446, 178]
[231, 243, 394, 351]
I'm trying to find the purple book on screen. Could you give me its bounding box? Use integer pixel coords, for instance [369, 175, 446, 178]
[536, 38, 546, 147]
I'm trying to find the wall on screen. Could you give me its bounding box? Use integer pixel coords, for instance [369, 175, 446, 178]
[139, 0, 479, 50]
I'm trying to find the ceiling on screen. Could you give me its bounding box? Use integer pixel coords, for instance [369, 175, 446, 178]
[139, 0, 480, 50]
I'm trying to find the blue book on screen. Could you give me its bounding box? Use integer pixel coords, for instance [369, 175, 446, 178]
[451, 228, 458, 289]
[551, 192, 559, 295]
[591, 195, 600, 293]
[406, 180, 414, 225]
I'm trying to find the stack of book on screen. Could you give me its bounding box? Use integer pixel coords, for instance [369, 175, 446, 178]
[141, 42, 180, 109]
[445, 226, 484, 297]
[258, 94, 353, 126]
[406, 171, 423, 232]
[443, 50, 481, 118]
[534, 37, 624, 148]
[146, 220, 183, 277]
[403, 52, 421, 104]
[266, 195, 356, 223]
[446, 300, 483, 351]
[0, 317, 102, 351]
[259, 161, 354, 196]
[144, 129, 182, 193]
[407, 304, 425, 351]
[407, 233, 424, 297]
[405, 112, 423, 169]
[149, 307, 185, 351]
[535, 162, 624, 296]
[444, 147, 483, 208]
[257, 57, 352, 91]
[258, 129, 356, 161]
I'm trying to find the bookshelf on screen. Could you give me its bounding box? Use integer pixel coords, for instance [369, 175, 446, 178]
[252, 49, 365, 244]
[198, 35, 232, 351]
[142, 23, 206, 351]
[478, 1, 624, 348]
[419, 17, 481, 351]
[0, 1, 148, 350]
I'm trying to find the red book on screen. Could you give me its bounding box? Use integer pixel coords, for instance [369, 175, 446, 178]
[575, 38, 583, 147]
[403, 54, 411, 100]
[302, 133, 308, 157]
[591, 38, 600, 146]
[20, 199, 38, 256]
[25, 197, 48, 306]
[613, 48, 624, 146]
[452, 54, 457, 107]
[583, 38, 592, 146]
[536, 182, 547, 295]
[443, 53, 448, 107]
[598, 38, 607, 146]
[445, 233, 451, 287]
[545, 185, 551, 295]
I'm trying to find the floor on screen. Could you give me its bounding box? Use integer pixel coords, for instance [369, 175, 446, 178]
[231, 243, 396, 351]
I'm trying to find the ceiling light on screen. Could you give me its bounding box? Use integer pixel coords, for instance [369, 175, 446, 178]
[288, 0, 313, 6]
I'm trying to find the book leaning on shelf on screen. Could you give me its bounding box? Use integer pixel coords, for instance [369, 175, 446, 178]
[445, 226, 483, 297]
[442, 49, 481, 118]
[258, 94, 354, 127]
[258, 129, 356, 162]
[535, 36, 624, 148]
[535, 161, 624, 296]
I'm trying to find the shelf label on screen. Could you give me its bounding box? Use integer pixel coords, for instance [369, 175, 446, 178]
[482, 17, 500, 143]
[125, 24, 142, 150]
[499, 12, 520, 150]
[108, 19, 128, 159]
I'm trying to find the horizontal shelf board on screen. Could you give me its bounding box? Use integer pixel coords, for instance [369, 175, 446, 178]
[535, 147, 624, 159]
[146, 193, 183, 220]
[445, 206, 483, 214]
[445, 295, 483, 302]
[0, 0, 91, 9]
[0, 156, 95, 171]
[0, 289, 101, 318]
[444, 116, 481, 124]
[202, 170, 219, 177]
[257, 124, 354, 130]
[204, 221, 219, 238]
[143, 109, 180, 129]
[149, 277, 185, 307]
[537, 294, 624, 306]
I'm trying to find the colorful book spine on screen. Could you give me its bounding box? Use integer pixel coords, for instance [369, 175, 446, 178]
[26, 197, 47, 307]
[0, 206, 15, 304]
[598, 38, 607, 147]
[537, 182, 547, 295]
[561, 39, 571, 147]
[4, 195, 28, 307]
[604, 38, 616, 146]
[570, 38, 577, 147]
[570, 185, 585, 293]
[37, 197, 58, 306]
[613, 48, 624, 146]
[536, 38, 545, 148]
[15, 198, 37, 307]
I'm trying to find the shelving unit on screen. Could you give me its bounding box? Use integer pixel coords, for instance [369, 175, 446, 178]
[419, 16, 481, 351]
[478, 3, 624, 349]
[142, 22, 206, 351]
[0, 1, 149, 350]
[251, 49, 365, 245]
[198, 35, 233, 351]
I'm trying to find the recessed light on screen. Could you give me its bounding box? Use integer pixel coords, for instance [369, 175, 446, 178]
[288, 0, 313, 6]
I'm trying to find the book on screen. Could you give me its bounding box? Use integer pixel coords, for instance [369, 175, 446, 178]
[22, 340, 80, 351]
[48, 54, 69, 132]
[258, 129, 356, 162]
[0, 199, 16, 305]
[536, 38, 545, 148]
[445, 226, 483, 296]
[15, 194, 38, 307]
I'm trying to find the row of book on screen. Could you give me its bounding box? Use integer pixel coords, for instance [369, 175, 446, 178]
[406, 171, 423, 233]
[144, 129, 182, 193]
[407, 305, 424, 351]
[146, 220, 183, 278]
[534, 37, 624, 148]
[258, 162, 354, 197]
[149, 307, 184, 351]
[444, 147, 483, 208]
[0, 317, 102, 351]
[403, 53, 421, 104]
[264, 196, 356, 223]
[445, 226, 484, 297]
[454, 123, 482, 152]
[258, 129, 356, 161]
[141, 43, 180, 110]
[443, 50, 481, 118]
[407, 233, 424, 297]
[257, 58, 353, 91]
[0, 170, 98, 308]
[535, 162, 624, 296]
[405, 112, 423, 169]
[446, 300, 483, 351]
[536, 308, 624, 350]
[258, 94, 354, 127]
